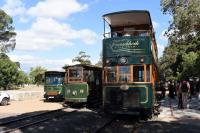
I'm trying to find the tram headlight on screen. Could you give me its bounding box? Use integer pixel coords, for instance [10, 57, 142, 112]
[119, 57, 128, 64]
[72, 91, 77, 96]
[80, 89, 84, 93]
[140, 58, 144, 63]
[106, 59, 110, 64]
[67, 89, 71, 94]
[120, 84, 129, 91]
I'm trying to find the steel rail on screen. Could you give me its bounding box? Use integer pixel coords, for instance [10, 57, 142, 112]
[0, 109, 78, 133]
[94, 116, 117, 133]
[0, 107, 66, 126]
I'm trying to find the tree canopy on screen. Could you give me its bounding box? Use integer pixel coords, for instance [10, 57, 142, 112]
[29, 66, 47, 85]
[0, 9, 16, 53]
[72, 51, 91, 65]
[0, 53, 29, 90]
[160, 0, 200, 80]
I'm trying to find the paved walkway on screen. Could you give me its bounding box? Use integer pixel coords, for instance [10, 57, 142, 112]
[136, 96, 200, 133]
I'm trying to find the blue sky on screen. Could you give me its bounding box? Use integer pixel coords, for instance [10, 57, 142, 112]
[0, 0, 169, 72]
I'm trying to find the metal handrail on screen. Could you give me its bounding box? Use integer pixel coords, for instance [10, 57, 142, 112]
[103, 30, 151, 38]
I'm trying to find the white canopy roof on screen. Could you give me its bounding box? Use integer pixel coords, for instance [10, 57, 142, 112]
[103, 10, 152, 27]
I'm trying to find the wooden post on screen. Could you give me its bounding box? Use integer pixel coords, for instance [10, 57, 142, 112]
[144, 64, 146, 82]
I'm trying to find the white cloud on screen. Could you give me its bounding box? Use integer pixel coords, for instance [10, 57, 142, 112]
[19, 16, 29, 23]
[152, 21, 159, 29]
[27, 0, 88, 19]
[16, 18, 98, 51]
[159, 29, 168, 41]
[1, 0, 26, 16]
[9, 54, 74, 71]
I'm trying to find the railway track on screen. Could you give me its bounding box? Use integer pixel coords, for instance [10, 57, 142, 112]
[94, 114, 144, 133]
[94, 116, 117, 133]
[0, 107, 79, 133]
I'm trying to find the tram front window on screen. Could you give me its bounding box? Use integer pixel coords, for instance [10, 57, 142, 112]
[45, 76, 64, 85]
[105, 67, 116, 82]
[134, 66, 144, 82]
[68, 69, 82, 82]
[119, 66, 130, 82]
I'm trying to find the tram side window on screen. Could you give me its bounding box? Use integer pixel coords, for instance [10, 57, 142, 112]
[106, 67, 117, 82]
[146, 65, 150, 82]
[133, 66, 144, 82]
[138, 31, 148, 36]
[89, 71, 94, 82]
[112, 32, 122, 37]
[83, 70, 89, 82]
[119, 66, 130, 82]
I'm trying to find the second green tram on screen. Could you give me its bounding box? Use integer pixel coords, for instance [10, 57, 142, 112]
[44, 71, 65, 101]
[64, 64, 102, 107]
[102, 10, 159, 117]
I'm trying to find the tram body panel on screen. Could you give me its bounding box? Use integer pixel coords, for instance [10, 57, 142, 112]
[103, 84, 154, 114]
[64, 83, 88, 103]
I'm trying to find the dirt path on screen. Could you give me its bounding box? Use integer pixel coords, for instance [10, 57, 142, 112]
[0, 98, 63, 119]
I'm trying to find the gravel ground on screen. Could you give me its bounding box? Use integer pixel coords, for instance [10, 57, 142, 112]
[20, 108, 110, 133]
[0, 86, 64, 119]
[0, 99, 63, 119]
[101, 115, 141, 133]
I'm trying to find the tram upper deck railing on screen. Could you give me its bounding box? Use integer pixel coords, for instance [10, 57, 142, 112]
[103, 30, 151, 39]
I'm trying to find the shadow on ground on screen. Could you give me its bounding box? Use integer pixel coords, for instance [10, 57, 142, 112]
[0, 106, 109, 133]
[136, 116, 200, 133]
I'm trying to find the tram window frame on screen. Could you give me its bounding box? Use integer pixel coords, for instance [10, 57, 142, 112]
[118, 65, 131, 83]
[68, 68, 83, 83]
[104, 65, 151, 83]
[45, 75, 64, 85]
[104, 66, 117, 83]
[146, 65, 150, 82]
[83, 70, 94, 82]
[133, 65, 144, 82]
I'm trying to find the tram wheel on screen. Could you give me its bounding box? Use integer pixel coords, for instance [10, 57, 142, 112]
[141, 109, 153, 120]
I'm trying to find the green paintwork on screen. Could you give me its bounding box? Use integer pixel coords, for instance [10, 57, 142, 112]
[64, 83, 88, 102]
[104, 83, 154, 109]
[44, 85, 64, 98]
[103, 36, 152, 65]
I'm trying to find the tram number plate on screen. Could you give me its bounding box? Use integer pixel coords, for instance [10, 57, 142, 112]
[47, 91, 58, 95]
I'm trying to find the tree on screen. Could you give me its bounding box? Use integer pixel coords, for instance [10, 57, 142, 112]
[160, 0, 200, 80]
[161, 0, 200, 41]
[0, 53, 19, 90]
[17, 71, 30, 86]
[29, 66, 47, 85]
[181, 52, 198, 78]
[72, 51, 91, 65]
[0, 9, 16, 53]
[95, 52, 102, 67]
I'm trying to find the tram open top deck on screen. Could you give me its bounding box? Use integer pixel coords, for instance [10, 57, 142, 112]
[102, 10, 158, 65]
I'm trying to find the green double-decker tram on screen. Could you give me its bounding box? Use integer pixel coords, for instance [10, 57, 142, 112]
[102, 10, 159, 117]
[64, 64, 102, 107]
[44, 71, 65, 101]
